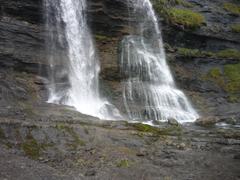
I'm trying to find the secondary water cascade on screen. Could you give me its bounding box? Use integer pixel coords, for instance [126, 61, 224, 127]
[120, 0, 199, 123]
[44, 0, 121, 119]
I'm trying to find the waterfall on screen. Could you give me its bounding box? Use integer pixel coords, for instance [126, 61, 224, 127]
[44, 0, 122, 120]
[120, 0, 199, 123]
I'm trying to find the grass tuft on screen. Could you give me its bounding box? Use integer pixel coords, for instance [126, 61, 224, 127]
[231, 24, 240, 33]
[223, 3, 240, 16]
[167, 8, 205, 28]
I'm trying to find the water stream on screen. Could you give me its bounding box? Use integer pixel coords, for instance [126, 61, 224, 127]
[120, 0, 199, 123]
[44, 0, 121, 120]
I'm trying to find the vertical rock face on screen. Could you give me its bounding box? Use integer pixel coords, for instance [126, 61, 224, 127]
[0, 0, 239, 120]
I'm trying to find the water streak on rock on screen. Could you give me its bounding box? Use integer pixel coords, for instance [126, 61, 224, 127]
[44, 0, 122, 120]
[120, 0, 199, 123]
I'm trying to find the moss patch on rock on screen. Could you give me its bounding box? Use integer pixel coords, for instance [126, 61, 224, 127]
[206, 64, 240, 102]
[223, 3, 240, 16]
[0, 128, 6, 139]
[167, 8, 205, 28]
[129, 123, 182, 136]
[208, 68, 222, 79]
[21, 133, 42, 159]
[95, 34, 112, 42]
[231, 24, 240, 33]
[217, 49, 240, 60]
[177, 48, 214, 58]
[116, 159, 130, 168]
[154, 0, 193, 15]
[177, 48, 240, 60]
[224, 64, 240, 93]
[153, 0, 205, 29]
[56, 124, 85, 149]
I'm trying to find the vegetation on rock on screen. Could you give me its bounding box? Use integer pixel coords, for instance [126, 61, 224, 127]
[0, 128, 5, 139]
[217, 49, 240, 60]
[206, 64, 240, 102]
[177, 48, 213, 58]
[153, 0, 205, 29]
[177, 48, 240, 60]
[208, 68, 222, 79]
[56, 124, 85, 149]
[224, 64, 240, 93]
[167, 8, 205, 28]
[116, 159, 130, 168]
[223, 3, 240, 16]
[130, 123, 182, 136]
[21, 133, 42, 159]
[231, 24, 240, 33]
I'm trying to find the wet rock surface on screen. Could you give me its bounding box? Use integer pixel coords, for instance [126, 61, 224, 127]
[0, 105, 240, 180]
[0, 0, 239, 179]
[0, 0, 239, 118]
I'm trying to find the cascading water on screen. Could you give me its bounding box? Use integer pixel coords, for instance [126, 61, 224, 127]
[44, 0, 121, 119]
[120, 0, 199, 123]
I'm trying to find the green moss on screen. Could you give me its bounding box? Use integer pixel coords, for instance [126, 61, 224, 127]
[154, 0, 193, 15]
[167, 8, 204, 28]
[132, 123, 159, 133]
[21, 132, 54, 159]
[5, 142, 13, 149]
[177, 48, 240, 60]
[206, 64, 240, 103]
[95, 35, 111, 41]
[206, 67, 225, 89]
[21, 134, 41, 159]
[130, 123, 182, 136]
[217, 49, 240, 60]
[224, 64, 240, 93]
[65, 126, 85, 146]
[231, 24, 240, 33]
[56, 124, 85, 148]
[208, 68, 221, 79]
[177, 48, 215, 58]
[223, 3, 240, 16]
[178, 48, 204, 57]
[116, 159, 130, 168]
[0, 128, 5, 139]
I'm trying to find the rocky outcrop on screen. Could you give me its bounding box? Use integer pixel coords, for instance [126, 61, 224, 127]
[0, 0, 240, 179]
[0, 0, 239, 121]
[0, 106, 239, 179]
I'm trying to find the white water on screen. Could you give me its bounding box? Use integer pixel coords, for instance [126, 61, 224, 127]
[44, 0, 122, 120]
[121, 0, 199, 123]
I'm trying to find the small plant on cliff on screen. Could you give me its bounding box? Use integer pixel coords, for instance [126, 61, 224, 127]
[154, 0, 192, 13]
[116, 159, 130, 168]
[208, 68, 222, 79]
[21, 134, 42, 159]
[217, 49, 240, 60]
[206, 64, 240, 103]
[223, 3, 240, 16]
[167, 8, 205, 28]
[231, 24, 240, 33]
[177, 48, 240, 60]
[177, 48, 214, 58]
[224, 63, 240, 93]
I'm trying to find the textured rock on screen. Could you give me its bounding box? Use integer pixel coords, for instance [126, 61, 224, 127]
[195, 116, 221, 126]
[0, 0, 239, 119]
[0, 108, 240, 179]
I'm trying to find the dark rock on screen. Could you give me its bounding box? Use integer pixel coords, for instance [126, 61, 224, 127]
[168, 118, 179, 126]
[195, 116, 221, 126]
[233, 154, 240, 160]
[136, 148, 148, 157]
[85, 169, 96, 176]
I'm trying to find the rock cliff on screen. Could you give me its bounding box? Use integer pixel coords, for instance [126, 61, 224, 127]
[0, 0, 239, 120]
[0, 0, 240, 179]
